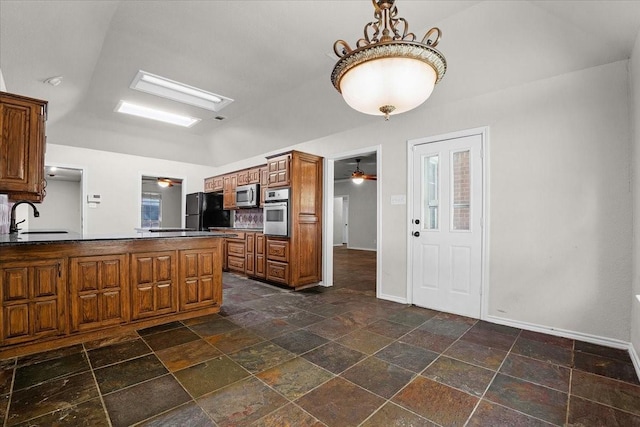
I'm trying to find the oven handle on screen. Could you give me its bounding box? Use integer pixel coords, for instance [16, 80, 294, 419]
[264, 201, 288, 207]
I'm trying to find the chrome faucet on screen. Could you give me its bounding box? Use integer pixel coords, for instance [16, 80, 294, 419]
[9, 201, 40, 233]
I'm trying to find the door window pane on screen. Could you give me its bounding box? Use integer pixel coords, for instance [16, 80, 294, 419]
[452, 150, 470, 230]
[423, 155, 439, 230]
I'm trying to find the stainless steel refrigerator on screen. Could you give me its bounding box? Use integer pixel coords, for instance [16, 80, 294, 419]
[185, 192, 232, 230]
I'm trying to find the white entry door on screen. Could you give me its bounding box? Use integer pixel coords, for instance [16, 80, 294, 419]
[411, 134, 483, 318]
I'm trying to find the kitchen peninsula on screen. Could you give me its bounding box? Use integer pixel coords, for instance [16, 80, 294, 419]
[0, 231, 227, 358]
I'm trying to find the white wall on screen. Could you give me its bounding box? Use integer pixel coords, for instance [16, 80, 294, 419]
[28, 180, 82, 233]
[290, 60, 631, 342]
[631, 30, 640, 359]
[43, 144, 215, 234]
[335, 180, 377, 251]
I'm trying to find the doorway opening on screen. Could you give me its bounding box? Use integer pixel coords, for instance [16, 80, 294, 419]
[325, 148, 380, 297]
[27, 165, 84, 233]
[140, 176, 183, 229]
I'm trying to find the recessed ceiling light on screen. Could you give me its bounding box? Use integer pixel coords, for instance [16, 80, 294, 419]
[130, 70, 233, 112]
[115, 101, 201, 127]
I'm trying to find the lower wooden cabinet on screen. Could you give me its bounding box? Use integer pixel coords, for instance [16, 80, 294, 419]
[69, 255, 128, 332]
[0, 259, 66, 345]
[266, 260, 289, 284]
[130, 251, 177, 320]
[227, 240, 246, 274]
[179, 248, 222, 311]
[255, 233, 266, 279]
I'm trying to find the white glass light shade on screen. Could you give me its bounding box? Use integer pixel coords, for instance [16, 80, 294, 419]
[352, 177, 364, 184]
[339, 57, 437, 116]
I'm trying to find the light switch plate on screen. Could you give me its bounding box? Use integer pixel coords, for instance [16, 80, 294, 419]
[390, 195, 406, 205]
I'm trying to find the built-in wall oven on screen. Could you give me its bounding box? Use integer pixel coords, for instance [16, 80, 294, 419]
[263, 187, 290, 237]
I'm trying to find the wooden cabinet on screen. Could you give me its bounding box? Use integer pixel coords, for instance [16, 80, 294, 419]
[236, 170, 250, 186]
[1, 259, 65, 345]
[245, 232, 266, 279]
[204, 176, 223, 193]
[267, 153, 292, 187]
[69, 255, 128, 332]
[260, 168, 269, 207]
[255, 233, 266, 279]
[245, 232, 255, 276]
[266, 237, 289, 284]
[130, 251, 177, 320]
[265, 151, 323, 288]
[248, 167, 261, 184]
[227, 239, 246, 273]
[0, 92, 48, 202]
[223, 174, 237, 209]
[179, 246, 222, 311]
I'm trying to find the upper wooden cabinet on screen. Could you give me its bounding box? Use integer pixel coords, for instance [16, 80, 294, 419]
[236, 170, 250, 186]
[0, 92, 48, 202]
[248, 167, 261, 184]
[222, 174, 237, 209]
[204, 176, 223, 193]
[267, 153, 291, 187]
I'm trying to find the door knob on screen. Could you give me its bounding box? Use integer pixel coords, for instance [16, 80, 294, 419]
[413, 231, 420, 237]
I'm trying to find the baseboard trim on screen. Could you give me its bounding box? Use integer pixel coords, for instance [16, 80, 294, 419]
[378, 293, 407, 305]
[484, 314, 629, 349]
[629, 343, 640, 379]
[485, 314, 640, 381]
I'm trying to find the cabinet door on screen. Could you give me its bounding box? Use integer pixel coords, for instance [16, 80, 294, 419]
[0, 259, 65, 345]
[130, 251, 177, 320]
[255, 233, 266, 279]
[237, 170, 250, 186]
[267, 154, 291, 187]
[179, 246, 222, 311]
[248, 168, 261, 184]
[223, 174, 237, 209]
[260, 169, 268, 207]
[0, 93, 47, 201]
[204, 177, 215, 193]
[69, 255, 128, 332]
[245, 232, 255, 276]
[213, 176, 224, 192]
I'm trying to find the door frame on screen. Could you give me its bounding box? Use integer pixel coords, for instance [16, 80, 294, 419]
[406, 127, 490, 319]
[323, 145, 382, 297]
[43, 163, 87, 234]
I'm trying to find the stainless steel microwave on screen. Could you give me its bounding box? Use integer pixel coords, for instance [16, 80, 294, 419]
[235, 184, 259, 208]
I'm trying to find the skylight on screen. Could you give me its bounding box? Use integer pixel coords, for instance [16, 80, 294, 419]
[130, 70, 233, 112]
[115, 101, 201, 127]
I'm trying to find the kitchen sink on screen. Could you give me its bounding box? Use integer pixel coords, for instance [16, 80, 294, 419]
[20, 230, 69, 234]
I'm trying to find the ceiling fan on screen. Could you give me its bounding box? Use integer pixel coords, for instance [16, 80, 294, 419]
[351, 159, 376, 184]
[157, 178, 176, 188]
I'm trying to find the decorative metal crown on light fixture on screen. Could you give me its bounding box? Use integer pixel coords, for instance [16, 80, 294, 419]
[331, 0, 447, 120]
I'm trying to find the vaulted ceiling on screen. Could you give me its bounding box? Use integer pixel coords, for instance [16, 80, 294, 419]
[2, 1, 639, 166]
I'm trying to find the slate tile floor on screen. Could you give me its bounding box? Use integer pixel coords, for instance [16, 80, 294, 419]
[1, 273, 639, 426]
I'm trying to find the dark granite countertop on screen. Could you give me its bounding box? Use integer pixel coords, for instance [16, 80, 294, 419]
[0, 230, 231, 246]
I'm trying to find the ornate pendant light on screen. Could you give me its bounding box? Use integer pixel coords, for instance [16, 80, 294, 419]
[331, 0, 447, 120]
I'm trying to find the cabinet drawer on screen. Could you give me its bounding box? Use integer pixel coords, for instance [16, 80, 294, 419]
[266, 239, 289, 262]
[266, 261, 289, 285]
[228, 256, 245, 273]
[227, 241, 246, 257]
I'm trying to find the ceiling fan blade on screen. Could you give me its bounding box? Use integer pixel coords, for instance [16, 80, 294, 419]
[363, 175, 377, 180]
